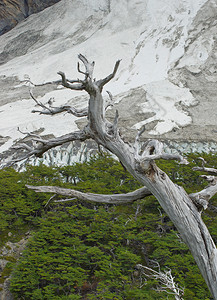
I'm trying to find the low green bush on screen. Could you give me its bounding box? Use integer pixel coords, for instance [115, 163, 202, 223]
[0, 152, 215, 299]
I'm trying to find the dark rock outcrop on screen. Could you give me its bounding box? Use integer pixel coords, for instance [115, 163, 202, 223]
[0, 0, 60, 35]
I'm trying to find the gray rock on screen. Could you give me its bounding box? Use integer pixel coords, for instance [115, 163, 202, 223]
[0, 0, 216, 164]
[0, 277, 14, 300]
[0, 235, 31, 300]
[0, 0, 60, 35]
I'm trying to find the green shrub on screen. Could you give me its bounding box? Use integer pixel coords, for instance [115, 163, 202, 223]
[1, 152, 215, 299]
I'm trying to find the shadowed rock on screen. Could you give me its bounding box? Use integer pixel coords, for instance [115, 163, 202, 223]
[0, 0, 60, 35]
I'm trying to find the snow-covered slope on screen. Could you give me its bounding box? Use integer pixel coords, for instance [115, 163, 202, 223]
[0, 0, 216, 161]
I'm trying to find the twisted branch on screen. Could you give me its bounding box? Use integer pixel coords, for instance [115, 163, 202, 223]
[57, 71, 84, 90]
[4, 130, 90, 167]
[26, 185, 151, 204]
[135, 263, 184, 299]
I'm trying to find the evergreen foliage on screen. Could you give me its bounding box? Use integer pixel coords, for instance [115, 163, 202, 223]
[0, 152, 216, 299]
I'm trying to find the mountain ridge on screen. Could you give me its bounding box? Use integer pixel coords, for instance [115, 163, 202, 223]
[0, 0, 216, 164]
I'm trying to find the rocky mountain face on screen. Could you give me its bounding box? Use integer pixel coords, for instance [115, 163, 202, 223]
[0, 233, 30, 300]
[0, 0, 216, 165]
[0, 0, 60, 35]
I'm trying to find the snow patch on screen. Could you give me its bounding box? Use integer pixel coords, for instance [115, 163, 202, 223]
[132, 80, 196, 135]
[176, 35, 215, 72]
[0, 90, 80, 153]
[0, 0, 212, 154]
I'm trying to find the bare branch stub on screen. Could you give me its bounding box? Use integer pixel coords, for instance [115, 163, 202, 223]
[190, 162, 217, 210]
[189, 180, 217, 211]
[192, 166, 217, 176]
[77, 62, 87, 76]
[133, 139, 186, 175]
[57, 71, 84, 90]
[78, 53, 95, 79]
[105, 91, 114, 110]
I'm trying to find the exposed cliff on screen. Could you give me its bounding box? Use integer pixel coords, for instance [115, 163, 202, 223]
[0, 0, 216, 165]
[0, 233, 31, 300]
[0, 0, 60, 35]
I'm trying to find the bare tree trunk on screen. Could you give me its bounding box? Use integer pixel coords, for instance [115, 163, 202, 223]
[88, 90, 217, 297]
[7, 54, 217, 299]
[135, 170, 217, 298]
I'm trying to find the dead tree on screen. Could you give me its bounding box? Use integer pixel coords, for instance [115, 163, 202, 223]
[135, 263, 184, 299]
[5, 54, 217, 299]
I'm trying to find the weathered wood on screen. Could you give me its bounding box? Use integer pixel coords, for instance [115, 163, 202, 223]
[30, 90, 88, 116]
[189, 181, 217, 210]
[26, 185, 151, 204]
[67, 55, 217, 298]
[8, 130, 90, 165]
[135, 263, 184, 299]
[193, 166, 217, 176]
[7, 55, 217, 299]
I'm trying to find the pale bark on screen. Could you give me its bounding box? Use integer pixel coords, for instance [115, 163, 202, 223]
[135, 263, 184, 299]
[30, 90, 88, 116]
[190, 166, 217, 210]
[9, 130, 90, 164]
[7, 54, 217, 299]
[193, 166, 217, 176]
[189, 181, 217, 210]
[32, 105, 88, 116]
[26, 185, 151, 204]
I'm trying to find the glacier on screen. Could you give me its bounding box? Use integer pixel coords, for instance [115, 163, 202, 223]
[0, 0, 216, 164]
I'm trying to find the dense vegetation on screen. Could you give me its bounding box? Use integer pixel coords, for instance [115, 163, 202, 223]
[0, 153, 216, 299]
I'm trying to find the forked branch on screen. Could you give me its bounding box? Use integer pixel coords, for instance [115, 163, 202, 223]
[4, 130, 90, 167]
[134, 139, 187, 173]
[78, 53, 95, 79]
[97, 59, 121, 89]
[30, 89, 88, 116]
[135, 263, 184, 299]
[57, 71, 84, 90]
